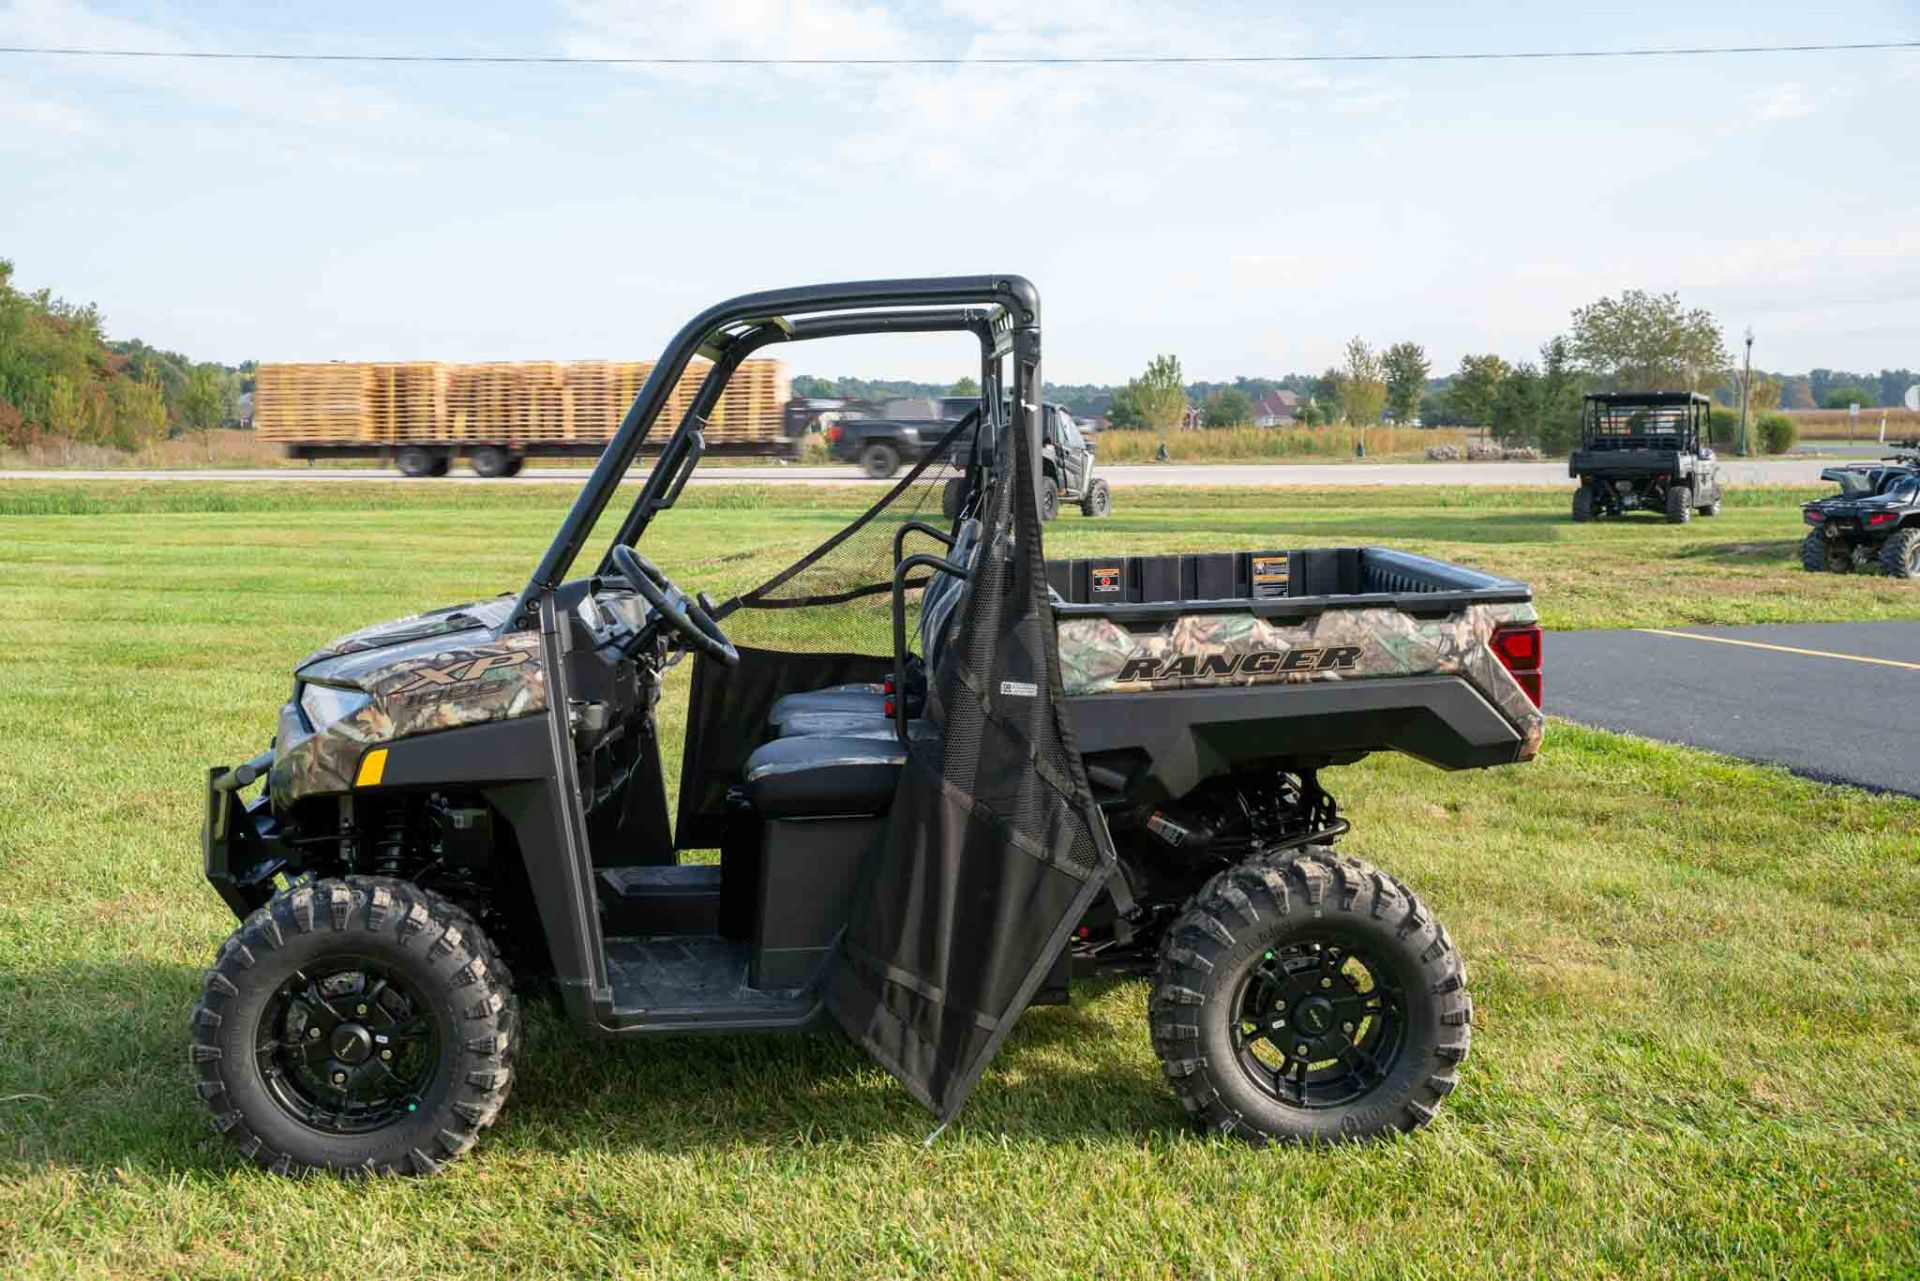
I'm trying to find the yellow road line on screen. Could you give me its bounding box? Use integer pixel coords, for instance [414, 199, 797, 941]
[1635, 628, 1920, 671]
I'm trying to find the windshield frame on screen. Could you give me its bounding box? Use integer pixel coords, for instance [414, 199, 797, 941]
[508, 277, 1037, 628]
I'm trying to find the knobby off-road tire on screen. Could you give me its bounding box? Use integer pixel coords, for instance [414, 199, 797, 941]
[1699, 495, 1722, 517]
[1080, 477, 1113, 518]
[189, 876, 518, 1177]
[1040, 484, 1060, 522]
[1665, 484, 1693, 524]
[1571, 485, 1594, 523]
[1802, 531, 1849, 574]
[1150, 848, 1470, 1144]
[1880, 528, 1920, 578]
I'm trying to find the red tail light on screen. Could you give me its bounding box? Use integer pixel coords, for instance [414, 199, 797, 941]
[1804, 509, 1825, 524]
[1867, 512, 1898, 527]
[827, 425, 841, 443]
[1490, 623, 1543, 708]
[882, 677, 894, 695]
[883, 697, 896, 718]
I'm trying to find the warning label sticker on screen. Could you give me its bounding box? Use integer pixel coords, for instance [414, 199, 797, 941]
[1090, 565, 1123, 594]
[1251, 554, 1290, 599]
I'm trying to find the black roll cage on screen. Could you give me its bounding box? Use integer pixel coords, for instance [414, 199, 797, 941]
[1580, 390, 1712, 452]
[509, 276, 1042, 629]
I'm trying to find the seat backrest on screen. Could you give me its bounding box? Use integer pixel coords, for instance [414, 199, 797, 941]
[918, 519, 981, 669]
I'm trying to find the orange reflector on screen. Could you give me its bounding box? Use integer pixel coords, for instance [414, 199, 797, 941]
[355, 748, 389, 788]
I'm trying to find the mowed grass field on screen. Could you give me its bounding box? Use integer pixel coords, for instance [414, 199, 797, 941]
[1, 481, 1916, 1278]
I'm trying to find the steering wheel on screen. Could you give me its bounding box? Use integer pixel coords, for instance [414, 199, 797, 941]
[609, 544, 740, 667]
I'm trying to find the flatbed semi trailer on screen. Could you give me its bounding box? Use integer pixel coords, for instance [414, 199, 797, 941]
[255, 358, 794, 476]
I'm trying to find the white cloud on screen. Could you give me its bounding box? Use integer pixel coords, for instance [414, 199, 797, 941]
[1750, 83, 1814, 123]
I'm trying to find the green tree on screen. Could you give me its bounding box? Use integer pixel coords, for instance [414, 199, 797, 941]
[1489, 364, 1542, 445]
[1446, 353, 1511, 426]
[1824, 385, 1874, 410]
[1536, 336, 1586, 453]
[1568, 289, 1728, 390]
[179, 364, 229, 459]
[947, 375, 980, 397]
[1381, 341, 1430, 425]
[1108, 354, 1188, 431]
[1331, 337, 1386, 425]
[1200, 386, 1254, 428]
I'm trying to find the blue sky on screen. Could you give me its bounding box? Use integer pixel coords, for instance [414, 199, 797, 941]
[1, 1, 1915, 383]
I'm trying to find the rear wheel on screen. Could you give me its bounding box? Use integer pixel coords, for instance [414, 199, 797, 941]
[941, 477, 967, 520]
[1080, 477, 1112, 517]
[395, 446, 440, 478]
[1880, 528, 1920, 578]
[469, 446, 512, 479]
[1150, 848, 1469, 1144]
[860, 442, 901, 479]
[1665, 485, 1693, 524]
[189, 876, 517, 1176]
[1802, 531, 1849, 574]
[1571, 486, 1594, 523]
[1040, 484, 1059, 522]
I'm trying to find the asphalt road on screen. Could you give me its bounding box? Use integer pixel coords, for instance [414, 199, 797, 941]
[0, 458, 1834, 487]
[1548, 622, 1920, 797]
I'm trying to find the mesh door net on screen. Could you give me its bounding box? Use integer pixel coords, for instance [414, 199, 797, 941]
[826, 398, 1118, 1122]
[674, 419, 976, 848]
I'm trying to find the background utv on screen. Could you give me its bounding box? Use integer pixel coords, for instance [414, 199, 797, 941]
[194, 277, 1544, 1175]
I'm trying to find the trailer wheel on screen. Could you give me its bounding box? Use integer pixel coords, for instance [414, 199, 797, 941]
[396, 447, 440, 478]
[1571, 486, 1594, 523]
[502, 458, 526, 478]
[1664, 485, 1693, 524]
[859, 443, 901, 479]
[1880, 528, 1920, 579]
[189, 876, 518, 1177]
[469, 446, 512, 479]
[1802, 531, 1848, 574]
[1080, 478, 1112, 517]
[1150, 848, 1469, 1145]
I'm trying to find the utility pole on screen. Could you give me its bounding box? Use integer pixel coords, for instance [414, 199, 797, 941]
[1737, 327, 1754, 457]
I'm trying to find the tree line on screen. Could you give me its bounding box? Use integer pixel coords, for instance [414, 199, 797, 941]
[0, 259, 242, 454]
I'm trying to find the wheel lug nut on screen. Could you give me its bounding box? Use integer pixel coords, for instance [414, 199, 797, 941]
[1342, 1022, 1354, 1034]
[307, 1027, 321, 1039]
[1295, 1043, 1310, 1057]
[331, 1072, 346, 1085]
[1320, 978, 1333, 989]
[380, 1049, 393, 1061]
[356, 1004, 368, 1015]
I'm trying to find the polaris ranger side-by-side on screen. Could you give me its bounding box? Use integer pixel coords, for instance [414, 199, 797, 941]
[1801, 452, 1920, 577]
[1569, 391, 1723, 523]
[194, 277, 1544, 1176]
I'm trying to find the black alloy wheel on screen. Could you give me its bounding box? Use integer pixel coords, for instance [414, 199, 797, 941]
[257, 958, 440, 1135]
[1229, 937, 1407, 1110]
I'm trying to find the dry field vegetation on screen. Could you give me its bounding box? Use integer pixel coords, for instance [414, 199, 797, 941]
[1, 481, 1915, 1277]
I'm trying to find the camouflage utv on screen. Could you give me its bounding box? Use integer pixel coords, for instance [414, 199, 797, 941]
[194, 277, 1545, 1176]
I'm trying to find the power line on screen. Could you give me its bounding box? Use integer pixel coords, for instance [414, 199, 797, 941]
[0, 39, 1914, 68]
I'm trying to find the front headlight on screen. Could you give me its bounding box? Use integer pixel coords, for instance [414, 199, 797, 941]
[299, 683, 372, 732]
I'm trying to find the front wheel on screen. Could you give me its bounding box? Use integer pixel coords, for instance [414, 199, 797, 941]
[1080, 477, 1112, 517]
[1150, 848, 1469, 1144]
[1571, 485, 1594, 523]
[189, 876, 518, 1176]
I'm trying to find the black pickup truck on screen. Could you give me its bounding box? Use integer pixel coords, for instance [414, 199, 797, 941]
[831, 395, 1109, 518]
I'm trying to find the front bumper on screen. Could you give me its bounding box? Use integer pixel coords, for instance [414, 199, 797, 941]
[204, 751, 289, 919]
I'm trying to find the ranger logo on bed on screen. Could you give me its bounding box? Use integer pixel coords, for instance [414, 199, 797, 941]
[1115, 645, 1362, 684]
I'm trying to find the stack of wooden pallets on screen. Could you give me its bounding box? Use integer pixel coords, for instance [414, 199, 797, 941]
[255, 359, 789, 446]
[254, 363, 379, 443]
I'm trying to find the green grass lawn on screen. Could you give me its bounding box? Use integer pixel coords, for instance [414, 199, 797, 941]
[1, 481, 1916, 1277]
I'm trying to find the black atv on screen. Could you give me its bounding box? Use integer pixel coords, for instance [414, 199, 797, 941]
[194, 277, 1544, 1176]
[1801, 454, 1920, 577]
[1569, 391, 1723, 523]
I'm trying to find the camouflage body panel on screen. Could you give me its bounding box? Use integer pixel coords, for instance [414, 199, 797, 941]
[297, 595, 517, 668]
[271, 628, 547, 806]
[1057, 601, 1543, 758]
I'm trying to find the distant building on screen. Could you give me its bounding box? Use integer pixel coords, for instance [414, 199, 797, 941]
[1253, 389, 1300, 427]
